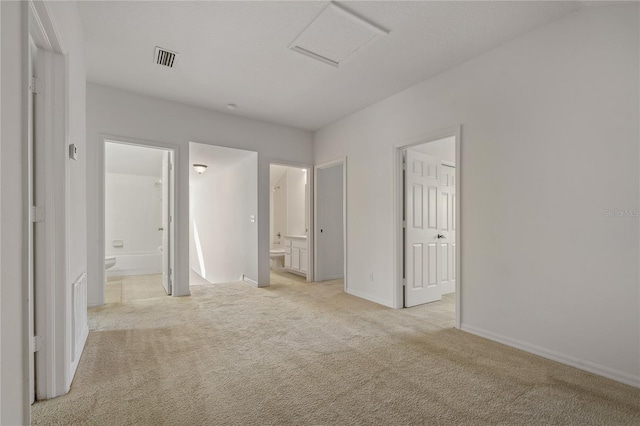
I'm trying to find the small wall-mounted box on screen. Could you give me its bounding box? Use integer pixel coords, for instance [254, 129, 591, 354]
[69, 143, 78, 160]
[112, 239, 124, 248]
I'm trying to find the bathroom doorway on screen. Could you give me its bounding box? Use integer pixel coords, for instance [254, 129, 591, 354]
[269, 163, 312, 285]
[104, 141, 175, 303]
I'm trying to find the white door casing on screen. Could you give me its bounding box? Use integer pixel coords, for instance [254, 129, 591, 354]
[439, 164, 456, 295]
[28, 37, 36, 405]
[34, 48, 69, 399]
[161, 151, 172, 295]
[404, 149, 442, 307]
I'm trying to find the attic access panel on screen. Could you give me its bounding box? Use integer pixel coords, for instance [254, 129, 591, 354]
[289, 3, 388, 68]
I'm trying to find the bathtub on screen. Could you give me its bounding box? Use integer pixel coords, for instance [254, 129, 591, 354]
[106, 252, 162, 277]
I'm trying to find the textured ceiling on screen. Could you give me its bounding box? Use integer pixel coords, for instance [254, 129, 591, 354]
[79, 1, 584, 131]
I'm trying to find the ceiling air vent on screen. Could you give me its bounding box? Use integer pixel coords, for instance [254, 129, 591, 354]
[154, 46, 179, 68]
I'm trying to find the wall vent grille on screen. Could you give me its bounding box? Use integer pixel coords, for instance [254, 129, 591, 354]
[154, 47, 179, 68]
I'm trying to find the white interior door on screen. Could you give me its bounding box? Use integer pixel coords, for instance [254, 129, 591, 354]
[439, 164, 456, 294]
[316, 164, 344, 281]
[161, 151, 172, 295]
[404, 149, 442, 307]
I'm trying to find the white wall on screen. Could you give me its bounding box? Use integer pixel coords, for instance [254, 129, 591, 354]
[47, 0, 88, 393]
[49, 0, 87, 290]
[87, 83, 313, 304]
[314, 4, 639, 386]
[1, 2, 28, 423]
[105, 173, 162, 270]
[189, 143, 258, 284]
[1, 0, 86, 419]
[286, 168, 306, 236]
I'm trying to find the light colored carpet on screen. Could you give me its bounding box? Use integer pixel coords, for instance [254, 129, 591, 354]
[32, 277, 640, 425]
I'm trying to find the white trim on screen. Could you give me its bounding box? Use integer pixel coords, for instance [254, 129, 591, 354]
[33, 48, 69, 399]
[461, 324, 640, 389]
[346, 289, 392, 308]
[319, 274, 343, 281]
[28, 0, 69, 406]
[393, 126, 462, 330]
[28, 0, 63, 54]
[314, 158, 347, 292]
[242, 275, 258, 287]
[266, 159, 314, 285]
[96, 135, 179, 304]
[106, 269, 162, 278]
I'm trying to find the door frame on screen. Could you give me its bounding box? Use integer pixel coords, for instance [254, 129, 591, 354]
[393, 126, 461, 328]
[97, 135, 177, 304]
[266, 159, 314, 283]
[29, 0, 69, 400]
[314, 158, 347, 291]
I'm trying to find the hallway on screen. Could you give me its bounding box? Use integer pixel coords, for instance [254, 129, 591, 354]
[31, 278, 638, 425]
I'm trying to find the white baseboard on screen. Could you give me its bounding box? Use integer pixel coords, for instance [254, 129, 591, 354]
[106, 268, 161, 277]
[319, 274, 344, 281]
[461, 324, 640, 389]
[242, 275, 258, 287]
[346, 288, 393, 308]
[284, 268, 307, 278]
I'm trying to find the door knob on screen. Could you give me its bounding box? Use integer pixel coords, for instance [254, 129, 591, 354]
[437, 234, 445, 239]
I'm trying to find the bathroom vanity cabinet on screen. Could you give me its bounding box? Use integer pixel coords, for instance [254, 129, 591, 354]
[284, 236, 307, 277]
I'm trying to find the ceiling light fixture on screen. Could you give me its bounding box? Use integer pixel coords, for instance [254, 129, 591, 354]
[227, 103, 237, 111]
[193, 164, 208, 174]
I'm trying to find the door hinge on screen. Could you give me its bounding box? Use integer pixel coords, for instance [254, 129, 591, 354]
[402, 278, 407, 287]
[32, 335, 44, 352]
[402, 162, 407, 171]
[169, 162, 173, 171]
[169, 267, 172, 277]
[31, 206, 45, 223]
[30, 77, 43, 94]
[402, 220, 407, 228]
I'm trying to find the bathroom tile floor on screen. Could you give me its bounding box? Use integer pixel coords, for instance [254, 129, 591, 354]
[270, 269, 307, 285]
[105, 274, 167, 303]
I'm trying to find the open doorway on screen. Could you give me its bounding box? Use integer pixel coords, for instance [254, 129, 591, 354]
[398, 130, 460, 326]
[189, 143, 258, 286]
[104, 142, 175, 302]
[314, 159, 346, 288]
[269, 164, 311, 285]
